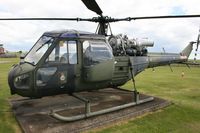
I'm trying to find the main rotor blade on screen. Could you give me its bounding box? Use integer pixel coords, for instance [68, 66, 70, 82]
[95, 14, 200, 23]
[1, 14, 200, 23]
[81, 0, 103, 16]
[129, 14, 200, 20]
[0, 17, 93, 21]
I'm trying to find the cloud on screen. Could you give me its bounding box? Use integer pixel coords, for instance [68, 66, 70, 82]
[0, 0, 200, 59]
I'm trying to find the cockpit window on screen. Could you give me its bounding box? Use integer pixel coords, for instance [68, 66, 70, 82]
[24, 36, 54, 65]
[83, 40, 113, 66]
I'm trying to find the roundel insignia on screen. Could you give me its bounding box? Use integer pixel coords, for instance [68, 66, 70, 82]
[60, 73, 66, 82]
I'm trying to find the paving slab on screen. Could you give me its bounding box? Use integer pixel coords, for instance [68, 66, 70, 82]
[10, 88, 171, 133]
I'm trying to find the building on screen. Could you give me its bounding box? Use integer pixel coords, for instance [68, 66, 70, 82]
[0, 44, 5, 54]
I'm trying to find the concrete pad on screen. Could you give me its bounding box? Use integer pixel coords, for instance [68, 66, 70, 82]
[10, 88, 171, 133]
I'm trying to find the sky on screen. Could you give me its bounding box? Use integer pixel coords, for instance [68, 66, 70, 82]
[0, 0, 200, 59]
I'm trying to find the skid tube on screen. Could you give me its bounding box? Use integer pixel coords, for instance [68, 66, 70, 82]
[49, 92, 154, 122]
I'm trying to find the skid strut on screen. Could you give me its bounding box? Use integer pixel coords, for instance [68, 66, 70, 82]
[50, 93, 154, 122]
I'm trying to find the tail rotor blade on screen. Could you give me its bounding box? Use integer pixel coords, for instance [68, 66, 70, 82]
[194, 28, 200, 62]
[196, 28, 200, 51]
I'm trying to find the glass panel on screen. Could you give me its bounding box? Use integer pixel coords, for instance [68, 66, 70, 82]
[46, 41, 67, 63]
[59, 41, 68, 63]
[24, 36, 54, 65]
[46, 40, 77, 64]
[68, 41, 77, 64]
[83, 40, 113, 66]
[47, 48, 56, 62]
[90, 42, 113, 60]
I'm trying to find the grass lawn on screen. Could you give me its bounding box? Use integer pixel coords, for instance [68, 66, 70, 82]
[0, 58, 21, 133]
[95, 66, 200, 133]
[0, 58, 200, 133]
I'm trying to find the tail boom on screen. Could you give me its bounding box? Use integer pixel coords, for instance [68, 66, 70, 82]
[147, 43, 193, 68]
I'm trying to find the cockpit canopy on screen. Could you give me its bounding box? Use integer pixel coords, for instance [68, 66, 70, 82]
[23, 30, 113, 66]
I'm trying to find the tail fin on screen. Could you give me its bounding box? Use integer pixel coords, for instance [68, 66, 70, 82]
[180, 42, 194, 58]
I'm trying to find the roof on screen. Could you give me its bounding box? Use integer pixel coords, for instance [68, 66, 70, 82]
[43, 29, 105, 39]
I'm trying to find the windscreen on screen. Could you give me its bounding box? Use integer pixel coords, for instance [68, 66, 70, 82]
[24, 36, 54, 65]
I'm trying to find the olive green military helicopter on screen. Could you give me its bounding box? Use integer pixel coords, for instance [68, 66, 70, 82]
[3, 0, 200, 121]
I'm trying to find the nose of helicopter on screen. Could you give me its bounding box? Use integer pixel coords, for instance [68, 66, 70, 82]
[8, 63, 35, 97]
[8, 64, 19, 94]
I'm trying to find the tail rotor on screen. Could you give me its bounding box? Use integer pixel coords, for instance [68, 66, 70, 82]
[194, 28, 200, 62]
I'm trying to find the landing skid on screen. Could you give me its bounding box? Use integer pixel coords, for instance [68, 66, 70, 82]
[49, 90, 154, 122]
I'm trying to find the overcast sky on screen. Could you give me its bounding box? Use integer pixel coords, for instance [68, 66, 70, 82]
[0, 0, 200, 59]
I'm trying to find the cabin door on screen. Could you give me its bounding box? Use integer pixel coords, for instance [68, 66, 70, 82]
[35, 40, 78, 95]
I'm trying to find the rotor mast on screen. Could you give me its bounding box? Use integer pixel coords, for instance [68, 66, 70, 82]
[81, 0, 109, 35]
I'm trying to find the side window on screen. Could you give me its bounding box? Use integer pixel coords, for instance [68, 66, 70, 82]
[47, 42, 68, 62]
[68, 41, 77, 64]
[59, 41, 68, 63]
[83, 40, 113, 66]
[46, 40, 77, 64]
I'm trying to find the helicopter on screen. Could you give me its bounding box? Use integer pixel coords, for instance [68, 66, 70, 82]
[3, 0, 200, 121]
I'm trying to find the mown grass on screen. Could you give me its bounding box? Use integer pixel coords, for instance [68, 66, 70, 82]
[0, 58, 21, 133]
[0, 58, 200, 133]
[94, 66, 200, 133]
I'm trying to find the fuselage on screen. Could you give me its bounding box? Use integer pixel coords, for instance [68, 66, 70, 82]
[8, 30, 192, 98]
